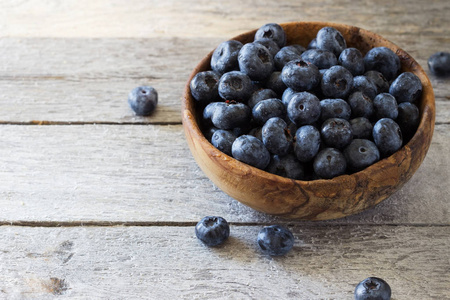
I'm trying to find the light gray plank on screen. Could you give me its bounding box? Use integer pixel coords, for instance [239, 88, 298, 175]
[0, 225, 448, 299]
[0, 124, 449, 225]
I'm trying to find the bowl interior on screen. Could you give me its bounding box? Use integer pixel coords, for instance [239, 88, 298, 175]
[182, 21, 435, 220]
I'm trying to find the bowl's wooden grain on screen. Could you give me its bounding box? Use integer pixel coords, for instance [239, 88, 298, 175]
[182, 22, 435, 220]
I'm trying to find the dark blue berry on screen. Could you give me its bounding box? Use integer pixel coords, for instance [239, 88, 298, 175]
[364, 47, 400, 81]
[348, 91, 374, 119]
[261, 117, 293, 156]
[320, 98, 351, 122]
[252, 98, 285, 125]
[351, 75, 377, 100]
[281, 87, 296, 107]
[207, 101, 251, 130]
[190, 71, 220, 105]
[365, 70, 389, 94]
[248, 126, 263, 141]
[257, 225, 294, 256]
[218, 71, 253, 101]
[128, 86, 158, 116]
[338, 47, 365, 76]
[265, 71, 287, 96]
[428, 51, 450, 77]
[389, 72, 422, 103]
[316, 27, 347, 57]
[238, 42, 274, 81]
[254, 23, 287, 48]
[254, 38, 281, 58]
[344, 139, 380, 172]
[274, 45, 304, 70]
[211, 40, 243, 75]
[354, 277, 392, 300]
[211, 130, 237, 156]
[321, 65, 354, 99]
[321, 118, 353, 149]
[301, 49, 338, 70]
[307, 38, 317, 50]
[287, 92, 321, 126]
[203, 126, 219, 141]
[248, 88, 278, 108]
[294, 125, 321, 162]
[281, 59, 321, 92]
[397, 102, 420, 141]
[313, 148, 347, 179]
[350, 117, 373, 139]
[231, 135, 271, 169]
[373, 93, 398, 120]
[195, 216, 230, 247]
[373, 118, 403, 157]
[266, 154, 305, 180]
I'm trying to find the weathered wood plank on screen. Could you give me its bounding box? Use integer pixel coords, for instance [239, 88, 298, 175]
[0, 0, 449, 38]
[0, 124, 448, 224]
[0, 225, 448, 299]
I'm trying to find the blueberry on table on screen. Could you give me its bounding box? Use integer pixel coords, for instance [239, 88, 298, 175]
[189, 70, 220, 105]
[364, 47, 400, 81]
[344, 139, 380, 172]
[252, 98, 286, 125]
[319, 98, 352, 122]
[373, 118, 403, 157]
[389, 72, 423, 103]
[274, 45, 305, 70]
[338, 47, 365, 76]
[287, 92, 321, 126]
[354, 277, 392, 300]
[373, 93, 398, 120]
[231, 135, 271, 170]
[254, 23, 287, 48]
[127, 86, 158, 116]
[211, 130, 237, 156]
[261, 117, 293, 156]
[218, 71, 253, 101]
[313, 148, 347, 179]
[266, 154, 305, 180]
[347, 92, 374, 119]
[195, 216, 230, 247]
[294, 125, 321, 163]
[257, 225, 294, 256]
[238, 42, 274, 81]
[321, 65, 354, 99]
[321, 118, 353, 149]
[315, 26, 347, 57]
[281, 59, 321, 92]
[428, 51, 450, 77]
[300, 49, 338, 70]
[211, 40, 243, 75]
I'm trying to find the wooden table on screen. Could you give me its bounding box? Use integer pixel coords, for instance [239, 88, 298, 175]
[0, 1, 449, 299]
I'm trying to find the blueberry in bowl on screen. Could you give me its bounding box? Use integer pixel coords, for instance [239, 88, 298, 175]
[182, 22, 435, 220]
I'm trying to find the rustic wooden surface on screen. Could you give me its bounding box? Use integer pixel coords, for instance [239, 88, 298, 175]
[0, 0, 449, 299]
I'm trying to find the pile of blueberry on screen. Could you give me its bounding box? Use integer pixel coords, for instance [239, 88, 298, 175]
[190, 23, 422, 180]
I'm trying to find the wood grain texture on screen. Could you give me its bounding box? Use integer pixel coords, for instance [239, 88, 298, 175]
[0, 225, 448, 300]
[0, 124, 448, 224]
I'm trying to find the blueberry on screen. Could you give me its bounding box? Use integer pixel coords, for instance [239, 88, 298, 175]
[307, 38, 318, 50]
[266, 154, 305, 180]
[321, 118, 353, 149]
[189, 70, 220, 105]
[195, 216, 230, 247]
[373, 93, 398, 120]
[281, 59, 321, 92]
[320, 98, 352, 122]
[347, 91, 374, 119]
[313, 148, 347, 179]
[218, 71, 253, 101]
[294, 125, 321, 162]
[351, 75, 377, 100]
[321, 65, 354, 99]
[373, 118, 403, 157]
[350, 117, 373, 139]
[211, 40, 243, 75]
[203, 126, 219, 141]
[389, 72, 422, 103]
[338, 47, 365, 76]
[211, 130, 237, 156]
[281, 87, 296, 107]
[344, 139, 380, 172]
[232, 135, 271, 169]
[254, 38, 281, 58]
[316, 26, 347, 57]
[287, 92, 321, 126]
[248, 88, 278, 108]
[257, 225, 294, 256]
[397, 102, 420, 141]
[238, 42, 274, 81]
[274, 45, 304, 70]
[207, 101, 251, 130]
[254, 23, 287, 48]
[354, 277, 392, 300]
[262, 117, 293, 156]
[252, 98, 286, 125]
[265, 71, 287, 96]
[248, 126, 263, 141]
[128, 86, 158, 116]
[300, 49, 338, 70]
[428, 51, 450, 77]
[365, 70, 389, 94]
[364, 47, 400, 81]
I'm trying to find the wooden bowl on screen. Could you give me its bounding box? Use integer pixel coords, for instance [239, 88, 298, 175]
[182, 21, 435, 220]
